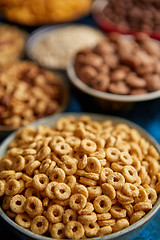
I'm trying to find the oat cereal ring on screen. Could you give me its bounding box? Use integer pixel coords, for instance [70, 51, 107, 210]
[5, 179, 21, 195]
[63, 209, 77, 224]
[22, 148, 37, 156]
[37, 146, 51, 161]
[122, 165, 138, 183]
[10, 195, 26, 214]
[98, 225, 112, 236]
[79, 176, 97, 186]
[0, 180, 6, 197]
[87, 186, 102, 201]
[2, 196, 13, 210]
[53, 142, 72, 155]
[80, 139, 97, 154]
[24, 187, 41, 199]
[15, 213, 31, 229]
[123, 204, 134, 218]
[84, 222, 100, 238]
[78, 154, 87, 169]
[25, 196, 43, 217]
[25, 160, 41, 176]
[65, 221, 84, 239]
[134, 187, 148, 203]
[39, 159, 52, 174]
[12, 155, 25, 171]
[30, 215, 49, 235]
[143, 184, 157, 204]
[102, 183, 116, 199]
[98, 219, 116, 227]
[72, 184, 88, 198]
[110, 204, 127, 218]
[130, 210, 146, 224]
[112, 218, 129, 233]
[100, 167, 113, 183]
[131, 156, 141, 172]
[0, 159, 12, 171]
[66, 136, 81, 148]
[117, 190, 134, 204]
[61, 156, 77, 175]
[45, 182, 57, 199]
[84, 172, 99, 181]
[78, 202, 94, 215]
[120, 151, 133, 165]
[54, 183, 71, 200]
[122, 183, 139, 197]
[93, 195, 112, 213]
[64, 175, 76, 189]
[69, 193, 87, 211]
[107, 172, 125, 190]
[130, 142, 143, 161]
[85, 157, 101, 173]
[111, 162, 123, 172]
[78, 212, 97, 224]
[45, 161, 57, 176]
[46, 204, 64, 223]
[0, 170, 15, 179]
[134, 201, 152, 212]
[52, 199, 69, 207]
[50, 222, 65, 239]
[106, 147, 120, 162]
[148, 145, 160, 159]
[96, 212, 111, 221]
[49, 168, 65, 182]
[5, 210, 15, 219]
[32, 174, 49, 191]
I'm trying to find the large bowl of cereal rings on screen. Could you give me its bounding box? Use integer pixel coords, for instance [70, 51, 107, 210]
[67, 32, 160, 112]
[0, 112, 160, 240]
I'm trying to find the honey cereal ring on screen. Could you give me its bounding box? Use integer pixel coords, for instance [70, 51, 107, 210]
[134, 201, 152, 212]
[24, 187, 41, 199]
[111, 162, 123, 172]
[37, 146, 51, 161]
[65, 221, 84, 239]
[54, 142, 72, 155]
[72, 184, 88, 199]
[120, 151, 133, 165]
[39, 159, 52, 173]
[32, 174, 49, 191]
[107, 172, 125, 189]
[96, 212, 111, 221]
[52, 199, 69, 207]
[122, 165, 138, 183]
[78, 212, 97, 225]
[84, 222, 100, 238]
[22, 149, 37, 156]
[31, 215, 49, 235]
[0, 170, 15, 179]
[100, 167, 113, 183]
[112, 218, 129, 233]
[78, 154, 87, 170]
[0, 180, 6, 197]
[79, 177, 97, 186]
[117, 190, 134, 204]
[50, 136, 65, 149]
[122, 183, 139, 197]
[98, 219, 116, 227]
[63, 209, 77, 224]
[123, 204, 134, 218]
[50, 222, 65, 239]
[87, 186, 102, 201]
[10, 195, 26, 214]
[43, 197, 49, 208]
[2, 196, 13, 210]
[131, 156, 141, 172]
[64, 175, 76, 189]
[93, 195, 111, 213]
[45, 161, 56, 176]
[78, 202, 94, 215]
[98, 225, 112, 236]
[83, 172, 99, 181]
[66, 136, 81, 148]
[61, 156, 77, 175]
[25, 160, 41, 176]
[46, 204, 64, 223]
[102, 183, 116, 200]
[45, 182, 57, 199]
[80, 139, 97, 154]
[49, 168, 65, 182]
[130, 142, 143, 161]
[7, 211, 17, 219]
[130, 210, 146, 224]
[25, 196, 43, 217]
[12, 155, 25, 171]
[106, 147, 120, 162]
[5, 179, 21, 195]
[54, 183, 71, 200]
[143, 184, 157, 204]
[110, 204, 127, 218]
[69, 194, 87, 211]
[148, 145, 160, 160]
[15, 213, 32, 229]
[85, 157, 101, 173]
[0, 159, 12, 171]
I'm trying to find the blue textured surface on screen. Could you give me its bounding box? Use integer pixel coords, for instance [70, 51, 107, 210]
[0, 14, 160, 240]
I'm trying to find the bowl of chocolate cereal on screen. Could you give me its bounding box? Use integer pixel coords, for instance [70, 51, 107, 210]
[0, 112, 160, 240]
[67, 32, 160, 112]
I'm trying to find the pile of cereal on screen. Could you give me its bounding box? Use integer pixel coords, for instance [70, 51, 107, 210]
[74, 32, 160, 95]
[0, 61, 65, 129]
[0, 115, 160, 239]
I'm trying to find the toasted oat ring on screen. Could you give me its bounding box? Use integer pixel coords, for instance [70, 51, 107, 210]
[32, 174, 49, 191]
[130, 210, 146, 224]
[110, 205, 126, 218]
[0, 170, 15, 179]
[102, 183, 116, 200]
[30, 215, 49, 235]
[78, 154, 88, 169]
[54, 142, 71, 155]
[49, 168, 65, 182]
[120, 151, 133, 165]
[12, 155, 25, 171]
[135, 187, 148, 203]
[98, 225, 112, 236]
[72, 184, 88, 198]
[63, 209, 77, 224]
[5, 179, 20, 195]
[25, 196, 43, 217]
[107, 172, 125, 190]
[78, 202, 94, 215]
[123, 204, 134, 218]
[84, 222, 100, 238]
[112, 218, 129, 233]
[0, 180, 6, 197]
[64, 175, 76, 189]
[85, 157, 101, 173]
[66, 136, 81, 148]
[117, 190, 134, 204]
[87, 186, 102, 201]
[100, 167, 113, 183]
[15, 213, 32, 228]
[78, 212, 97, 224]
[79, 177, 97, 186]
[80, 139, 97, 154]
[45, 182, 57, 199]
[0, 159, 12, 171]
[37, 146, 51, 161]
[50, 136, 65, 149]
[46, 204, 64, 223]
[98, 219, 116, 227]
[61, 156, 77, 175]
[122, 166, 138, 183]
[143, 184, 157, 204]
[65, 221, 84, 239]
[50, 222, 65, 239]
[106, 147, 120, 162]
[24, 187, 41, 199]
[122, 183, 139, 197]
[2, 196, 13, 210]
[10, 195, 26, 214]
[134, 201, 152, 212]
[93, 195, 111, 213]
[96, 212, 111, 221]
[54, 183, 71, 200]
[69, 193, 87, 211]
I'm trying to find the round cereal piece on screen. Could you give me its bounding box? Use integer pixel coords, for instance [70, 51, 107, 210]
[10, 195, 26, 214]
[84, 172, 99, 180]
[131, 156, 141, 172]
[102, 183, 116, 200]
[0, 170, 15, 179]
[79, 177, 97, 186]
[64, 175, 76, 189]
[46, 204, 64, 223]
[84, 222, 100, 238]
[100, 167, 113, 183]
[63, 209, 77, 224]
[65, 221, 84, 239]
[15, 213, 32, 228]
[93, 195, 112, 213]
[123, 204, 134, 218]
[134, 186, 148, 203]
[130, 210, 146, 224]
[134, 201, 152, 212]
[78, 202, 94, 215]
[111, 162, 123, 172]
[98, 225, 112, 236]
[37, 146, 51, 161]
[148, 145, 160, 160]
[51, 198, 69, 207]
[25, 196, 43, 217]
[12, 155, 25, 171]
[107, 172, 125, 190]
[45, 182, 57, 199]
[2, 196, 13, 210]
[32, 173, 49, 191]
[7, 210, 16, 219]
[54, 142, 71, 155]
[24, 187, 41, 199]
[117, 190, 134, 204]
[98, 219, 116, 227]
[122, 183, 139, 197]
[106, 147, 120, 162]
[78, 154, 88, 170]
[50, 136, 65, 149]
[85, 157, 101, 173]
[25, 161, 41, 176]
[50, 222, 65, 239]
[54, 183, 71, 200]
[22, 149, 37, 156]
[5, 179, 21, 195]
[96, 212, 111, 221]
[87, 186, 102, 201]
[39, 159, 52, 173]
[78, 212, 97, 224]
[110, 204, 126, 218]
[30, 215, 49, 235]
[69, 194, 87, 211]
[0, 180, 6, 197]
[0, 159, 12, 171]
[112, 218, 129, 233]
[61, 156, 77, 175]
[120, 151, 133, 165]
[80, 139, 97, 154]
[72, 184, 88, 199]
[122, 165, 138, 183]
[144, 185, 157, 204]
[49, 168, 65, 182]
[66, 136, 81, 148]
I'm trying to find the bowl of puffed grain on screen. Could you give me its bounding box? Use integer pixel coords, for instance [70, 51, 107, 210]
[0, 112, 160, 240]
